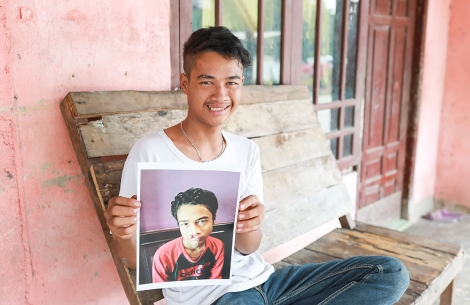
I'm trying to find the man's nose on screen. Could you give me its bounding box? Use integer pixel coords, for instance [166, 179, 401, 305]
[211, 84, 228, 101]
[188, 222, 201, 234]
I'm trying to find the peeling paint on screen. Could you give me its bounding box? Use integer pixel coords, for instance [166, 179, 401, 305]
[41, 162, 52, 172]
[0, 107, 13, 113]
[43, 174, 80, 188]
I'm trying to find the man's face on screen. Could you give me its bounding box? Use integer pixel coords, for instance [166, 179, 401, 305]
[177, 204, 215, 249]
[180, 51, 244, 128]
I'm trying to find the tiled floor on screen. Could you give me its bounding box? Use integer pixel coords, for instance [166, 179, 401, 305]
[404, 204, 470, 305]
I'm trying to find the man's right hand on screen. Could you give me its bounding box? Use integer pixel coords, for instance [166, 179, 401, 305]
[104, 195, 141, 241]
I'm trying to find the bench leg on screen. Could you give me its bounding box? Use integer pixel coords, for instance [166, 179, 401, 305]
[440, 280, 454, 305]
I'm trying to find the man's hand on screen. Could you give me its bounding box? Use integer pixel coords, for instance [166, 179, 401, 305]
[235, 195, 264, 255]
[104, 195, 141, 240]
[104, 195, 140, 269]
[236, 195, 265, 233]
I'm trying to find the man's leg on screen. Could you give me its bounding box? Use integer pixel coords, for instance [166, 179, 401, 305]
[212, 286, 265, 305]
[262, 256, 409, 305]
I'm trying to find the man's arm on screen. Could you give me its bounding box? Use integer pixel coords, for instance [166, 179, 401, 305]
[234, 195, 264, 255]
[104, 195, 140, 269]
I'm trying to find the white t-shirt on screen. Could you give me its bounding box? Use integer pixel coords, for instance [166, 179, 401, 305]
[119, 130, 274, 305]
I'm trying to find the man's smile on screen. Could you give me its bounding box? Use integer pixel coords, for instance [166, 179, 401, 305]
[207, 105, 230, 112]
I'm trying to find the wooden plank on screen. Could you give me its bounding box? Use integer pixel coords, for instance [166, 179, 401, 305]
[254, 127, 332, 173]
[61, 98, 163, 305]
[355, 222, 463, 256]
[226, 99, 318, 138]
[79, 99, 318, 158]
[321, 229, 455, 272]
[440, 280, 454, 305]
[306, 230, 453, 286]
[263, 155, 342, 210]
[401, 280, 428, 305]
[69, 86, 310, 118]
[415, 250, 465, 305]
[91, 161, 125, 207]
[79, 110, 187, 158]
[259, 183, 353, 253]
[339, 214, 356, 230]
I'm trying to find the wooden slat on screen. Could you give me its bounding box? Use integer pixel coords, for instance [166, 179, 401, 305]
[80, 110, 187, 158]
[254, 127, 332, 172]
[79, 99, 318, 158]
[398, 280, 428, 305]
[69, 86, 310, 118]
[415, 250, 465, 305]
[305, 228, 462, 288]
[354, 222, 462, 256]
[263, 155, 342, 210]
[259, 183, 353, 253]
[324, 230, 454, 271]
[226, 99, 318, 138]
[61, 97, 163, 305]
[91, 161, 124, 207]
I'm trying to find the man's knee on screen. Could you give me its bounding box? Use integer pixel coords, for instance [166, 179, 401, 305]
[380, 256, 410, 293]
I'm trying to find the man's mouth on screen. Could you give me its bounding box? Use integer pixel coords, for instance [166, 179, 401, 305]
[207, 105, 230, 111]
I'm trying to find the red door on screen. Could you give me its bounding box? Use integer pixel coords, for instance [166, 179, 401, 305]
[359, 0, 416, 211]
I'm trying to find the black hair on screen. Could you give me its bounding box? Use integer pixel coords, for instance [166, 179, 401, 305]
[183, 26, 252, 77]
[171, 187, 219, 221]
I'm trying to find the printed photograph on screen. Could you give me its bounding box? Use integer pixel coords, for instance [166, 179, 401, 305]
[136, 163, 241, 291]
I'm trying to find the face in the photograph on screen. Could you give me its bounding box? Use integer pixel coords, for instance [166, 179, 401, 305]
[177, 204, 215, 249]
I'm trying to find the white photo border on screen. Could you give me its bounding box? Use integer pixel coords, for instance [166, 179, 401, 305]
[136, 162, 242, 291]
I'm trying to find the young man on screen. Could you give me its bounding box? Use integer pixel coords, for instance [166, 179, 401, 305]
[104, 26, 409, 305]
[152, 187, 225, 282]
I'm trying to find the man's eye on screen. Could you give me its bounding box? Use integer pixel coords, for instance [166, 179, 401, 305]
[200, 81, 212, 85]
[227, 82, 238, 85]
[180, 223, 188, 227]
[198, 220, 207, 225]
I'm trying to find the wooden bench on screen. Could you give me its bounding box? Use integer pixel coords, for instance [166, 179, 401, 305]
[61, 85, 465, 305]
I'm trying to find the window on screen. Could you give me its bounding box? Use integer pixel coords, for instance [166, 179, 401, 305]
[170, 0, 364, 169]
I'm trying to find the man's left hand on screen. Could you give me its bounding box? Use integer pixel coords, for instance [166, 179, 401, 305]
[236, 195, 264, 233]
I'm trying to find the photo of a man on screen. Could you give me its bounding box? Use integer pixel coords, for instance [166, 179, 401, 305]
[152, 187, 225, 282]
[136, 163, 240, 290]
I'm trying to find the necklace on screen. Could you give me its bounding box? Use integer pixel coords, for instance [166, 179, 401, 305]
[180, 122, 225, 163]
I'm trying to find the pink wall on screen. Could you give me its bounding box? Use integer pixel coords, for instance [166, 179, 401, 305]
[411, 0, 451, 208]
[0, 1, 170, 304]
[435, 0, 470, 208]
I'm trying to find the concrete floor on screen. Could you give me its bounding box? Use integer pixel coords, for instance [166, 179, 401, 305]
[404, 204, 470, 305]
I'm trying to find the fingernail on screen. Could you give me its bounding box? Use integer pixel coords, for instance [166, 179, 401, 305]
[133, 209, 138, 214]
[133, 201, 141, 207]
[134, 217, 138, 222]
[237, 223, 244, 228]
[237, 228, 242, 232]
[240, 204, 245, 210]
[238, 214, 245, 219]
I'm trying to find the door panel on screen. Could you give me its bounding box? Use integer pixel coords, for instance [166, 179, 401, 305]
[359, 0, 416, 210]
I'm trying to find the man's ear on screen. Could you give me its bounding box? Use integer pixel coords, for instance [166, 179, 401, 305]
[180, 73, 189, 94]
[242, 75, 244, 84]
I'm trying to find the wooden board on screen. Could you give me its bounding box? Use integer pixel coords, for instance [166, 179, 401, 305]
[254, 127, 332, 172]
[263, 155, 342, 210]
[259, 183, 353, 253]
[69, 85, 310, 118]
[276, 224, 465, 305]
[79, 99, 318, 158]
